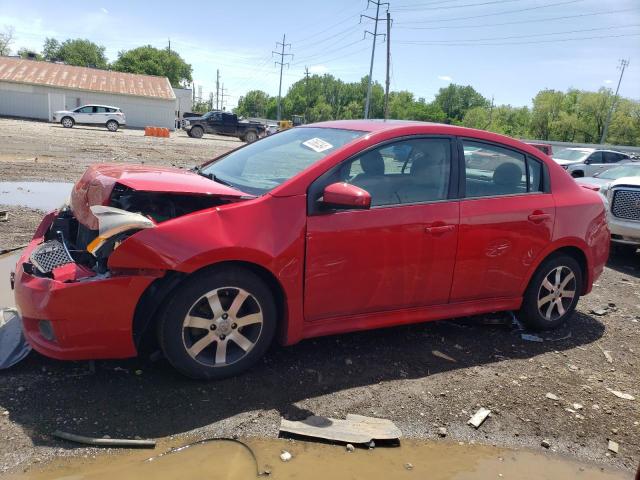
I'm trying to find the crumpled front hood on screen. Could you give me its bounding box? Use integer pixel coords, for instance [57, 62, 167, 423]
[70, 163, 249, 229]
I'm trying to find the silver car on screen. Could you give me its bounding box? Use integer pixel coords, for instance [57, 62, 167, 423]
[552, 147, 631, 177]
[52, 104, 127, 132]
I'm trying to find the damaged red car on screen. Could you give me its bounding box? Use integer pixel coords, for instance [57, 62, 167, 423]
[12, 121, 609, 379]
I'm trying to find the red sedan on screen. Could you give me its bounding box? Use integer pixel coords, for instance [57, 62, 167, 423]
[13, 121, 609, 379]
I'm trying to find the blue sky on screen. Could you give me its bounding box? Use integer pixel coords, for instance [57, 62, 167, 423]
[1, 0, 638, 110]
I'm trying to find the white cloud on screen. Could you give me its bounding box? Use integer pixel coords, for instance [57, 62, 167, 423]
[101, 7, 109, 14]
[603, 79, 613, 84]
[308, 65, 328, 74]
[437, 75, 452, 82]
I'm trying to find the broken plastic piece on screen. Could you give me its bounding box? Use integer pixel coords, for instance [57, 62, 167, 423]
[52, 430, 156, 448]
[87, 206, 155, 255]
[468, 408, 491, 428]
[0, 309, 31, 369]
[279, 414, 401, 444]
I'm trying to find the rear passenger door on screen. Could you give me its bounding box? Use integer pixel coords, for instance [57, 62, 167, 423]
[450, 139, 555, 302]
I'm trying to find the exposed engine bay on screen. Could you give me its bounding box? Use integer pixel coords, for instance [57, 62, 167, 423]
[28, 183, 234, 278]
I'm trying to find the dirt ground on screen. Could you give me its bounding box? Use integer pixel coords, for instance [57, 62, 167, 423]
[0, 118, 639, 476]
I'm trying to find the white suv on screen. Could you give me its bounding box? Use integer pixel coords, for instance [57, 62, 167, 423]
[601, 176, 640, 255]
[552, 147, 631, 177]
[53, 105, 126, 132]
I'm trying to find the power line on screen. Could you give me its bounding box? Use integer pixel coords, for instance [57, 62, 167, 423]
[396, 7, 637, 29]
[362, 0, 389, 119]
[396, 0, 582, 25]
[273, 34, 293, 121]
[396, 31, 640, 46]
[397, 24, 640, 44]
[293, 38, 365, 65]
[394, 0, 523, 11]
[601, 59, 630, 144]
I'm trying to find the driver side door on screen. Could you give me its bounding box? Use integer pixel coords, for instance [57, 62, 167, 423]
[304, 137, 460, 322]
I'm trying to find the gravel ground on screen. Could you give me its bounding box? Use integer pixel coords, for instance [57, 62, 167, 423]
[0, 206, 43, 252]
[0, 118, 639, 476]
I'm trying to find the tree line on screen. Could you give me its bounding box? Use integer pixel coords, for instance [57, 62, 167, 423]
[1, 29, 192, 88]
[235, 75, 640, 146]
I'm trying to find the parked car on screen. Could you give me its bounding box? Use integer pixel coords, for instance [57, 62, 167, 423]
[526, 142, 553, 156]
[552, 147, 631, 177]
[599, 176, 640, 255]
[53, 105, 126, 132]
[183, 111, 265, 142]
[575, 164, 640, 191]
[12, 121, 610, 379]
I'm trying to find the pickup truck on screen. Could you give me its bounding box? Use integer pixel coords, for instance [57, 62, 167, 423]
[183, 111, 265, 142]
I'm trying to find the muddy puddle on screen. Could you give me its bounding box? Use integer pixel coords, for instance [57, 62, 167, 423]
[5, 438, 629, 480]
[0, 250, 20, 308]
[0, 182, 73, 211]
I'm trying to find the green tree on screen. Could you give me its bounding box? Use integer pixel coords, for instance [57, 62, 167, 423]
[235, 90, 273, 118]
[112, 45, 193, 87]
[42, 37, 61, 61]
[529, 89, 564, 140]
[55, 39, 108, 68]
[434, 84, 489, 123]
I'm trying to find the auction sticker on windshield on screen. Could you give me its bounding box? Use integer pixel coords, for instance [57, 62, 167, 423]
[302, 137, 333, 153]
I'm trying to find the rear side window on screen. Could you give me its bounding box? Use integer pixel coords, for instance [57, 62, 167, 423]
[588, 151, 603, 163]
[463, 140, 544, 197]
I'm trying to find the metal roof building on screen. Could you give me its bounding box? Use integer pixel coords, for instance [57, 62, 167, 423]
[0, 57, 178, 129]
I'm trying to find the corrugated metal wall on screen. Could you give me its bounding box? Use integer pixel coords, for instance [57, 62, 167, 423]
[0, 81, 176, 129]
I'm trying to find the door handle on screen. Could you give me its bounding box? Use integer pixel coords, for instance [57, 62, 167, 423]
[425, 224, 455, 235]
[528, 212, 551, 223]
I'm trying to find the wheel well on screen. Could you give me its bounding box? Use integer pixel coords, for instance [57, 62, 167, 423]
[544, 246, 589, 295]
[132, 261, 287, 354]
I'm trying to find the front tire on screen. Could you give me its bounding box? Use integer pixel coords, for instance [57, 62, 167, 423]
[519, 254, 582, 330]
[158, 267, 277, 380]
[243, 130, 258, 143]
[61, 117, 74, 128]
[190, 126, 204, 139]
[106, 120, 119, 132]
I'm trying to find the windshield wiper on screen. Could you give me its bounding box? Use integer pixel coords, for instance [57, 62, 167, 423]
[193, 167, 234, 187]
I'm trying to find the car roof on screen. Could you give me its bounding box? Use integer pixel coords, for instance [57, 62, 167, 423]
[305, 119, 442, 132]
[80, 104, 120, 109]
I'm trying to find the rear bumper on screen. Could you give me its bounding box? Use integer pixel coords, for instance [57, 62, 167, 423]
[13, 214, 156, 360]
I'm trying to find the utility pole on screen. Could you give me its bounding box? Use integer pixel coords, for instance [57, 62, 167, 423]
[362, 0, 389, 119]
[273, 34, 293, 121]
[383, 10, 391, 120]
[601, 59, 629, 144]
[220, 84, 228, 111]
[216, 69, 220, 110]
[304, 66, 310, 120]
[486, 95, 494, 129]
[168, 38, 171, 55]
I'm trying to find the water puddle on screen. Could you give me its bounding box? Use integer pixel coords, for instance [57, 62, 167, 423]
[0, 182, 73, 211]
[0, 250, 20, 308]
[5, 438, 628, 480]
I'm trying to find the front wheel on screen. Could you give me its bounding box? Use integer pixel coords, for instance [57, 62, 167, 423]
[243, 130, 258, 143]
[61, 117, 74, 128]
[190, 126, 204, 139]
[158, 267, 277, 379]
[518, 254, 582, 330]
[106, 120, 119, 132]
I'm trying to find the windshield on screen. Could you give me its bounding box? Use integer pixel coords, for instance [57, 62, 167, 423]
[597, 164, 640, 179]
[201, 127, 365, 195]
[553, 148, 591, 161]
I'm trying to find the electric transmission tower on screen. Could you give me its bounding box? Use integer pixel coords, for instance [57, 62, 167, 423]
[273, 34, 293, 121]
[600, 59, 630, 144]
[361, 0, 389, 119]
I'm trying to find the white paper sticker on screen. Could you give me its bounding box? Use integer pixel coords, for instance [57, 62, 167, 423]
[302, 137, 333, 153]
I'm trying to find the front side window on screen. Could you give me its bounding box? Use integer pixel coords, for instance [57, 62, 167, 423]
[463, 140, 543, 197]
[339, 138, 451, 207]
[201, 127, 365, 195]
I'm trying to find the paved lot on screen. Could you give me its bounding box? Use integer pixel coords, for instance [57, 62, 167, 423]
[0, 117, 638, 475]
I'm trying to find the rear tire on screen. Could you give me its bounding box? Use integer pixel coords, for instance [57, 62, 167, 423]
[106, 120, 119, 132]
[190, 126, 204, 139]
[518, 254, 582, 330]
[61, 117, 74, 128]
[158, 267, 277, 380]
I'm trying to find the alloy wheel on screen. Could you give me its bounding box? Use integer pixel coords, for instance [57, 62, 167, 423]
[536, 266, 576, 322]
[181, 287, 263, 367]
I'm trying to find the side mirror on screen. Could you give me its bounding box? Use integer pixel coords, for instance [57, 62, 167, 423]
[584, 158, 592, 165]
[322, 182, 371, 209]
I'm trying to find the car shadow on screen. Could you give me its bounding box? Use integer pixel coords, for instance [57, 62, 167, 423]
[50, 125, 123, 133]
[606, 250, 640, 278]
[0, 311, 605, 449]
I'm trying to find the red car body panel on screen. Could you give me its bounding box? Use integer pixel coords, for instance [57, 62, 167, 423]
[13, 121, 610, 360]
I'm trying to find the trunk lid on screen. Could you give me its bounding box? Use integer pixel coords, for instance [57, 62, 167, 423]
[70, 163, 249, 229]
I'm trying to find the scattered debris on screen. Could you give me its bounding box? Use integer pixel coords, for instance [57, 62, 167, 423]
[572, 403, 583, 410]
[545, 393, 560, 401]
[345, 358, 353, 366]
[345, 444, 355, 453]
[404, 463, 414, 471]
[0, 211, 7, 222]
[607, 440, 619, 454]
[467, 408, 491, 429]
[521, 333, 543, 342]
[437, 427, 448, 437]
[432, 350, 457, 362]
[0, 309, 31, 369]
[279, 414, 402, 444]
[606, 389, 635, 401]
[368, 440, 376, 450]
[280, 450, 292, 462]
[52, 430, 156, 448]
[598, 345, 613, 363]
[591, 308, 608, 316]
[541, 439, 551, 449]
